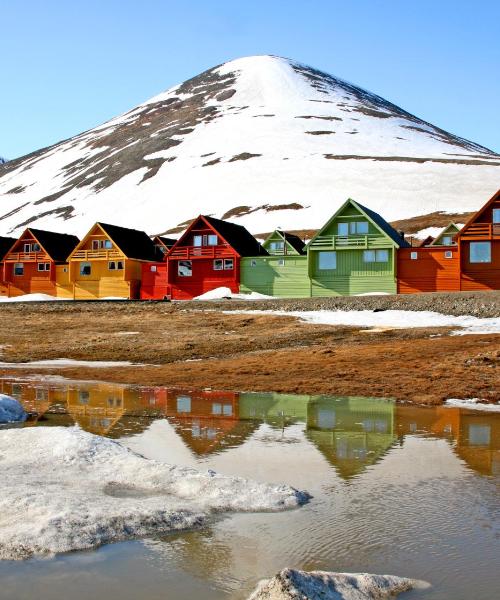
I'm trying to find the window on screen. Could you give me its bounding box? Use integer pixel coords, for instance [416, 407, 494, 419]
[410, 252, 418, 260]
[80, 262, 92, 276]
[207, 234, 218, 246]
[470, 241, 491, 263]
[13, 263, 24, 276]
[269, 241, 285, 252]
[364, 250, 388, 263]
[350, 221, 368, 234]
[441, 235, 453, 246]
[223, 404, 233, 416]
[108, 261, 124, 271]
[104, 240, 113, 249]
[318, 251, 336, 270]
[35, 388, 48, 402]
[176, 396, 191, 413]
[468, 424, 490, 446]
[278, 259, 285, 267]
[193, 235, 202, 247]
[212, 403, 222, 415]
[78, 390, 90, 405]
[24, 243, 30, 253]
[92, 240, 100, 250]
[178, 260, 192, 276]
[108, 261, 116, 270]
[224, 258, 234, 270]
[213, 259, 223, 270]
[32, 243, 40, 252]
[37, 263, 50, 271]
[337, 223, 349, 236]
[444, 251, 453, 259]
[250, 259, 257, 267]
[493, 209, 500, 224]
[150, 265, 157, 272]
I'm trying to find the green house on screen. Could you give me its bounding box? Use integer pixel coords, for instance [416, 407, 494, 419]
[240, 230, 310, 297]
[307, 198, 409, 296]
[429, 222, 461, 246]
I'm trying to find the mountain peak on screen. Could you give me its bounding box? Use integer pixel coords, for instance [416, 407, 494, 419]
[0, 57, 498, 237]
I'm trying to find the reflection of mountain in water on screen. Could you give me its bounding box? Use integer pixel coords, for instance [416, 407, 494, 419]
[306, 397, 397, 479]
[2, 378, 498, 478]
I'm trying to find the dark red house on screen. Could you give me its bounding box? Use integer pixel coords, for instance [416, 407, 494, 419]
[141, 215, 266, 300]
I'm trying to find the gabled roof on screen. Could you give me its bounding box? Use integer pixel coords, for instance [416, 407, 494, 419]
[309, 198, 409, 248]
[155, 236, 177, 249]
[458, 189, 500, 236]
[152, 235, 177, 261]
[429, 223, 460, 246]
[97, 223, 158, 261]
[0, 236, 17, 260]
[28, 228, 80, 262]
[264, 230, 306, 255]
[171, 215, 267, 257]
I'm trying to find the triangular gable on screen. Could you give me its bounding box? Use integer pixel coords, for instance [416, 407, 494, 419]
[263, 230, 305, 255]
[70, 223, 157, 261]
[429, 223, 460, 246]
[309, 198, 409, 248]
[458, 189, 500, 236]
[8, 228, 79, 262]
[69, 224, 123, 260]
[168, 215, 267, 257]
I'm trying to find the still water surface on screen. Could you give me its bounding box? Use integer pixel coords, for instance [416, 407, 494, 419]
[0, 377, 498, 600]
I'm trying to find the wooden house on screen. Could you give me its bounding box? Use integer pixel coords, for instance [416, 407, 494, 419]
[240, 230, 310, 297]
[140, 236, 176, 300]
[1, 228, 79, 298]
[457, 190, 500, 291]
[163, 215, 266, 300]
[67, 222, 157, 299]
[397, 223, 461, 293]
[307, 199, 409, 296]
[0, 236, 17, 296]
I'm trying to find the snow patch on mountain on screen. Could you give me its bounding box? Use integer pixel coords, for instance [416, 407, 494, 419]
[0, 55, 498, 238]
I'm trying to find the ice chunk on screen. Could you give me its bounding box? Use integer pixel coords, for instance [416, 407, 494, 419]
[0, 394, 27, 423]
[0, 427, 309, 559]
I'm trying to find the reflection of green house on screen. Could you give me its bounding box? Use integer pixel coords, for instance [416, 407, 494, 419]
[428, 223, 460, 247]
[240, 230, 309, 297]
[238, 392, 311, 426]
[307, 199, 409, 296]
[306, 397, 397, 479]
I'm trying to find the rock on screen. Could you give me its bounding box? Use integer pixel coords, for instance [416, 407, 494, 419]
[0, 394, 27, 424]
[248, 568, 428, 600]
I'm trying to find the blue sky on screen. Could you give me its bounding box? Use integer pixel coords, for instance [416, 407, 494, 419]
[1, 0, 499, 159]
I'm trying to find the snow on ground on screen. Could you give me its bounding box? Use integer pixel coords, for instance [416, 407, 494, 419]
[0, 293, 62, 303]
[0, 394, 26, 423]
[0, 359, 145, 369]
[0, 427, 309, 559]
[226, 309, 500, 335]
[194, 287, 275, 301]
[445, 398, 500, 412]
[248, 568, 429, 600]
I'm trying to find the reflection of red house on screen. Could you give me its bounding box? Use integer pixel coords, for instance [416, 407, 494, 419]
[457, 190, 500, 290]
[141, 215, 266, 300]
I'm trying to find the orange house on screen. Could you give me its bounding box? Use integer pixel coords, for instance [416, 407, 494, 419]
[458, 189, 500, 291]
[1, 228, 79, 298]
[397, 223, 461, 293]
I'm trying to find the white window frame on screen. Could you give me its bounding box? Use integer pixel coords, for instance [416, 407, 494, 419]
[92, 240, 100, 250]
[207, 234, 218, 246]
[441, 235, 453, 246]
[269, 241, 285, 252]
[32, 243, 40, 252]
[318, 251, 336, 270]
[410, 251, 418, 260]
[104, 239, 113, 249]
[108, 261, 116, 270]
[444, 250, 453, 259]
[193, 235, 202, 247]
[13, 263, 24, 276]
[250, 259, 257, 267]
[178, 260, 192, 277]
[176, 395, 191, 413]
[277, 258, 285, 267]
[224, 258, 234, 270]
[23, 243, 31, 253]
[469, 241, 491, 264]
[37, 262, 50, 272]
[213, 259, 224, 271]
[150, 265, 157, 272]
[375, 249, 389, 262]
[80, 262, 92, 276]
[337, 223, 349, 236]
[363, 250, 376, 263]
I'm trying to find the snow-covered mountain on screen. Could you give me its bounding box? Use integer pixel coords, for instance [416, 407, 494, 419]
[0, 157, 7, 165]
[0, 55, 498, 238]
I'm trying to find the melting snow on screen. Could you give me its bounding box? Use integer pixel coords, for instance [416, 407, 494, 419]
[0, 395, 26, 423]
[0, 358, 144, 369]
[0, 293, 62, 303]
[248, 568, 429, 600]
[444, 398, 500, 412]
[0, 427, 309, 559]
[225, 309, 500, 335]
[194, 287, 275, 300]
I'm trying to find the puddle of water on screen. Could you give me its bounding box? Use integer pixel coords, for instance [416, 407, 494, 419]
[0, 377, 499, 600]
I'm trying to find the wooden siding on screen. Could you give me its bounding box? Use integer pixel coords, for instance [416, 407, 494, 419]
[397, 247, 460, 293]
[168, 257, 240, 300]
[460, 240, 500, 290]
[140, 263, 169, 300]
[240, 256, 309, 297]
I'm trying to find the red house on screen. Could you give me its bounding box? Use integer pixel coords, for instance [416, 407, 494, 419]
[457, 190, 500, 291]
[140, 236, 176, 300]
[142, 215, 266, 300]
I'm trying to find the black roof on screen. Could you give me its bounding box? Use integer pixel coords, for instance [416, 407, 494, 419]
[156, 236, 177, 249]
[282, 231, 306, 255]
[29, 228, 80, 262]
[355, 202, 410, 248]
[203, 216, 268, 256]
[98, 223, 158, 261]
[0, 236, 17, 260]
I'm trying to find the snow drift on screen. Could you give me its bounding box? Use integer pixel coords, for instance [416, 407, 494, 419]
[248, 568, 429, 600]
[0, 395, 26, 424]
[0, 427, 309, 559]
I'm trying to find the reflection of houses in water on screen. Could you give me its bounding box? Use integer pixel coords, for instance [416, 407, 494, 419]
[306, 396, 397, 479]
[0, 380, 61, 425]
[238, 392, 311, 428]
[164, 389, 258, 455]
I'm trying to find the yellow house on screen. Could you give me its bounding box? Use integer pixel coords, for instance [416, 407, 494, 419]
[65, 222, 158, 299]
